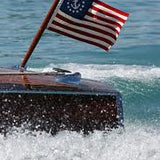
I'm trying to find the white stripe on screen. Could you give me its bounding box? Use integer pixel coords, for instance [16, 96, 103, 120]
[57, 10, 118, 38]
[47, 0, 64, 28]
[88, 8, 124, 26]
[54, 17, 116, 43]
[49, 24, 111, 48]
[84, 15, 121, 33]
[93, 2, 128, 20]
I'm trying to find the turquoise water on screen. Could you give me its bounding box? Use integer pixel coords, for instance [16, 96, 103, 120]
[0, 0, 160, 159]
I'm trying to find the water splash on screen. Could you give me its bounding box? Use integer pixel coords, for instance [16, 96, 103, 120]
[0, 124, 160, 160]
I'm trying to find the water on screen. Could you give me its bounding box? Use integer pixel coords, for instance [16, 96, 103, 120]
[0, 0, 160, 159]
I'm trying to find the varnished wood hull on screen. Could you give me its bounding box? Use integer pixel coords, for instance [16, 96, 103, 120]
[0, 68, 123, 135]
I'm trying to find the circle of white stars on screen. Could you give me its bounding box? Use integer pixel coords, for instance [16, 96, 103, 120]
[67, 1, 85, 13]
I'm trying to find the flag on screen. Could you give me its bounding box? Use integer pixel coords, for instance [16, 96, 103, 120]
[47, 0, 129, 52]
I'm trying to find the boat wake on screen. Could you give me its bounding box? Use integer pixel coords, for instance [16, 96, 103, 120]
[0, 123, 160, 160]
[29, 63, 160, 82]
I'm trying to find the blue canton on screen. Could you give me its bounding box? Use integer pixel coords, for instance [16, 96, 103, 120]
[60, 0, 94, 19]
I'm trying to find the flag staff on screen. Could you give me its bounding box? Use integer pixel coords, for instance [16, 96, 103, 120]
[20, 0, 60, 70]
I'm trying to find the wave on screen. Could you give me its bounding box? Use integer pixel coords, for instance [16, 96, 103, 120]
[29, 63, 160, 82]
[0, 124, 160, 160]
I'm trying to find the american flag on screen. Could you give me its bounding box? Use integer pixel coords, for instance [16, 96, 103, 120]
[47, 0, 129, 52]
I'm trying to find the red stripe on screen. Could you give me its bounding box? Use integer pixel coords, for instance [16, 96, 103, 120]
[87, 12, 122, 29]
[90, 5, 126, 23]
[83, 17, 119, 35]
[56, 13, 117, 40]
[94, 0, 129, 17]
[52, 20, 114, 46]
[48, 27, 109, 52]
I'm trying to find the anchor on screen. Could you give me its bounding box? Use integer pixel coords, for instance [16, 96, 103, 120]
[71, 0, 81, 10]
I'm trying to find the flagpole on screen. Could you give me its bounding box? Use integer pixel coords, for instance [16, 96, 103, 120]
[20, 0, 60, 70]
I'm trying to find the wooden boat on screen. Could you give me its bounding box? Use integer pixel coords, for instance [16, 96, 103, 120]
[0, 67, 123, 135]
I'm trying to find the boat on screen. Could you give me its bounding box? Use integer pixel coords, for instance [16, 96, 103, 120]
[0, 0, 129, 135]
[0, 67, 123, 135]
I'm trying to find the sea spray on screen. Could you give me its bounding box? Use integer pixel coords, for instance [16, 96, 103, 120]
[0, 124, 159, 160]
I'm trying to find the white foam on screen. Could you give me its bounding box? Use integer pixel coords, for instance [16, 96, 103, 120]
[29, 64, 160, 82]
[0, 124, 160, 160]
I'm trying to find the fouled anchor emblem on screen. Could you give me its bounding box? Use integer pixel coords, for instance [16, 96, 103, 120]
[71, 0, 81, 10]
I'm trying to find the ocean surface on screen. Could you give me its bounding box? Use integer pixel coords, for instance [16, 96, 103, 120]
[0, 0, 160, 159]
